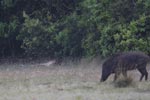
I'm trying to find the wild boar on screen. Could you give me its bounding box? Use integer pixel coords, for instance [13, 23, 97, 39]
[100, 51, 150, 82]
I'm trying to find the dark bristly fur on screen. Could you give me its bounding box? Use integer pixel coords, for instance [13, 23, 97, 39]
[100, 51, 150, 82]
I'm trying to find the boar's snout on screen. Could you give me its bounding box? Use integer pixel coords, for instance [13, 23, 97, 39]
[100, 72, 110, 82]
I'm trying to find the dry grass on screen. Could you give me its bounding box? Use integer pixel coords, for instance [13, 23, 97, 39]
[0, 59, 150, 100]
[114, 76, 134, 88]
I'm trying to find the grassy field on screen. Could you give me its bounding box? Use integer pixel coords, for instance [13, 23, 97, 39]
[0, 59, 150, 100]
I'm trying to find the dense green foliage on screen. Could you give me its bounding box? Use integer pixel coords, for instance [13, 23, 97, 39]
[1, 0, 150, 58]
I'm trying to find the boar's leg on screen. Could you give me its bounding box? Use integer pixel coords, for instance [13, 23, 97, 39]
[137, 67, 148, 81]
[114, 71, 121, 81]
[122, 71, 127, 78]
[145, 70, 148, 81]
[143, 68, 148, 81]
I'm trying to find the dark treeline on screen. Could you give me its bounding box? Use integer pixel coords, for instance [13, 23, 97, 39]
[1, 0, 150, 59]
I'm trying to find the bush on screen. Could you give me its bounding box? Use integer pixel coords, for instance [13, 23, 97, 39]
[1, 0, 150, 58]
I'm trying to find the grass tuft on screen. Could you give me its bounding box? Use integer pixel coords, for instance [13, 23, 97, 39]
[114, 77, 134, 88]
